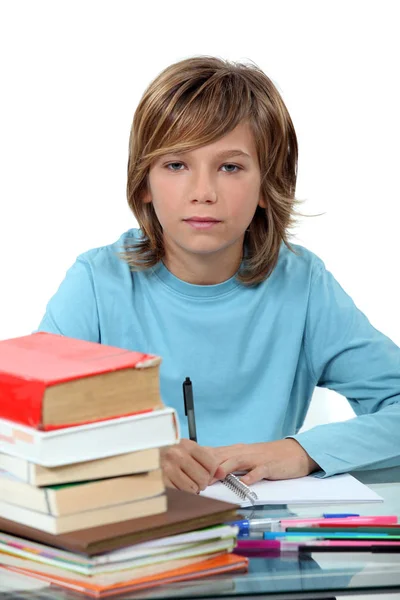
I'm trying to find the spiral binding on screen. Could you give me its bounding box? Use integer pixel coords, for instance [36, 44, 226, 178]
[222, 473, 258, 505]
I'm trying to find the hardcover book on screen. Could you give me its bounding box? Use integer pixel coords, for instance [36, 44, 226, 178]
[0, 332, 163, 430]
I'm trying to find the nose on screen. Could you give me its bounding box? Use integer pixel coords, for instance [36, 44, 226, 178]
[190, 168, 217, 204]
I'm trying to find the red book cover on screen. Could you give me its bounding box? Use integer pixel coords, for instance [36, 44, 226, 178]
[0, 333, 161, 430]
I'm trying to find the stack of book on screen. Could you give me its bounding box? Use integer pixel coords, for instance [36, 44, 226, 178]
[0, 489, 246, 596]
[0, 333, 247, 595]
[0, 332, 180, 534]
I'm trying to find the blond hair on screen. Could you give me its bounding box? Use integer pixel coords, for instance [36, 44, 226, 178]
[124, 56, 300, 285]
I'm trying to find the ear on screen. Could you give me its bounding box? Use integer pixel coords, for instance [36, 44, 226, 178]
[142, 189, 152, 204]
[258, 194, 266, 209]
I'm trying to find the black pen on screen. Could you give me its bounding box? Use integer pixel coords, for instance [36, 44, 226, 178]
[181, 376, 258, 505]
[183, 376, 197, 442]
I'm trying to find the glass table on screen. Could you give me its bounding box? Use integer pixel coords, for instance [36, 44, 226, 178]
[1, 466, 400, 599]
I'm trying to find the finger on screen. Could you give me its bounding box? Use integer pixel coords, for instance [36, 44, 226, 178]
[214, 455, 250, 480]
[181, 440, 219, 481]
[180, 454, 214, 491]
[240, 465, 269, 486]
[165, 464, 200, 493]
[162, 474, 178, 489]
[162, 442, 215, 490]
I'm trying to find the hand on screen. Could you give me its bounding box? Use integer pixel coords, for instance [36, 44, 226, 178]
[160, 439, 219, 494]
[212, 439, 320, 485]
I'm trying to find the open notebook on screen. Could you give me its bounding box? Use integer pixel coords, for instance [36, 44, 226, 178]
[200, 473, 383, 507]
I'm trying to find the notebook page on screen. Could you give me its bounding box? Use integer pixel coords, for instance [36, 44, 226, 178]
[200, 473, 383, 507]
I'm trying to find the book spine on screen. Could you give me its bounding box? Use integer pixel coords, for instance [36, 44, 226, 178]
[0, 373, 44, 428]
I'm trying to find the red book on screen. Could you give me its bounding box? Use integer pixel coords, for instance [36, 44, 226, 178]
[0, 333, 163, 430]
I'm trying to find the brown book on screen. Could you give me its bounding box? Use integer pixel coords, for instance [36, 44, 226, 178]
[0, 333, 163, 430]
[0, 448, 160, 487]
[0, 469, 164, 518]
[0, 492, 167, 535]
[0, 488, 239, 555]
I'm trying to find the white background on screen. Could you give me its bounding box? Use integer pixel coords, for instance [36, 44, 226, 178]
[1, 0, 399, 428]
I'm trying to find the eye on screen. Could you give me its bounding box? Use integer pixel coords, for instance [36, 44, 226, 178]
[221, 164, 241, 173]
[165, 162, 185, 171]
[164, 162, 242, 173]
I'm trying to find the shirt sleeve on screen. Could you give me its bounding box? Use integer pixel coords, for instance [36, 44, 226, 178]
[36, 257, 100, 343]
[291, 260, 400, 477]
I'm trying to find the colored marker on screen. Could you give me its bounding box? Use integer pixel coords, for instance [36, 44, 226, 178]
[237, 538, 400, 554]
[264, 532, 400, 541]
[277, 516, 398, 529]
[285, 526, 400, 534]
[296, 540, 400, 553]
[230, 515, 398, 536]
[236, 539, 280, 550]
[228, 518, 277, 536]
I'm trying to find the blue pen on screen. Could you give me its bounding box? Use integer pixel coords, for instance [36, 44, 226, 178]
[323, 513, 360, 518]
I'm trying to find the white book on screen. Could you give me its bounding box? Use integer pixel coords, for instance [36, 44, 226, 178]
[201, 473, 383, 506]
[0, 407, 179, 467]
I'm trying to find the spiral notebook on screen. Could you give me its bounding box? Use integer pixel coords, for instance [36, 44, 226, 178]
[201, 473, 383, 507]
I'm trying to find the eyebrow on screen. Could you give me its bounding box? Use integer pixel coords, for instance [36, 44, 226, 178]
[161, 149, 252, 160]
[212, 149, 252, 160]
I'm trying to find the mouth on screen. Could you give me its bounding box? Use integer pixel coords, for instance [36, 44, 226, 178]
[183, 217, 222, 230]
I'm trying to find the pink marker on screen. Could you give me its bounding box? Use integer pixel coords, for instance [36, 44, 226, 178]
[236, 539, 281, 550]
[235, 539, 285, 556]
[278, 516, 398, 530]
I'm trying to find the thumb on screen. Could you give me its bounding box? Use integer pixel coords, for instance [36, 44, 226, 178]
[214, 460, 235, 480]
[240, 465, 268, 486]
[214, 455, 246, 480]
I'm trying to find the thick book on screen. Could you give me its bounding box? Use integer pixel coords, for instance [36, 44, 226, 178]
[0, 493, 167, 535]
[0, 448, 160, 487]
[0, 407, 179, 466]
[0, 488, 240, 555]
[0, 332, 163, 430]
[0, 469, 164, 516]
[0, 553, 248, 597]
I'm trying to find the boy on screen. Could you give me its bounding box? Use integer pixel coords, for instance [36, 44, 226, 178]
[38, 56, 400, 494]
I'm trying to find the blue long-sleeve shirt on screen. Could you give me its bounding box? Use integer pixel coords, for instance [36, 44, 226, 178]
[37, 229, 400, 476]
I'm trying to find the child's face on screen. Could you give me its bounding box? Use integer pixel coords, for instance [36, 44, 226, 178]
[144, 121, 265, 267]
